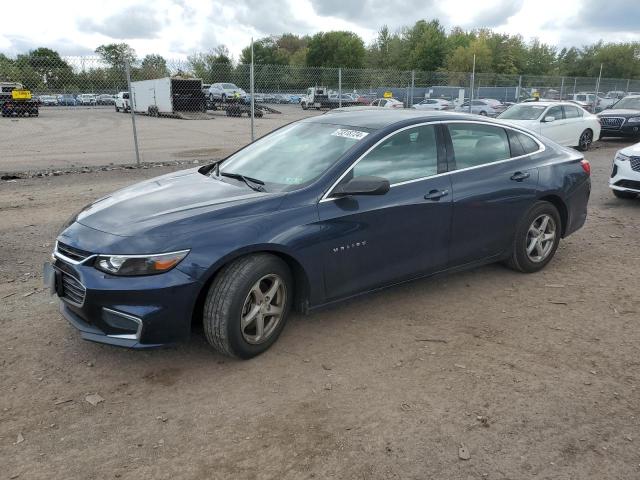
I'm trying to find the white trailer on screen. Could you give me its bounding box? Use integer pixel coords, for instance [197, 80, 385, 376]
[130, 77, 207, 117]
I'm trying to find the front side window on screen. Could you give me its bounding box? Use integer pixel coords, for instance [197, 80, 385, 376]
[448, 123, 510, 169]
[218, 123, 367, 192]
[350, 125, 439, 184]
[546, 106, 564, 120]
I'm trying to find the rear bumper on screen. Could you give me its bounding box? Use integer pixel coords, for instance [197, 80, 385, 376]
[564, 178, 591, 237]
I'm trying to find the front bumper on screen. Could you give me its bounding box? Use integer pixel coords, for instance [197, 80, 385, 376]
[610, 157, 640, 193]
[44, 256, 202, 348]
[600, 122, 640, 137]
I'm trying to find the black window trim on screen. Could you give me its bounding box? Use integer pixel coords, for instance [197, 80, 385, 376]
[320, 120, 545, 202]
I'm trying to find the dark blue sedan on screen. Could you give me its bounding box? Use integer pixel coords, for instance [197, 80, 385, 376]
[45, 110, 591, 358]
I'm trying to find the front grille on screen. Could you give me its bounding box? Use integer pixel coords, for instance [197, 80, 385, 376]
[631, 156, 640, 172]
[600, 117, 625, 129]
[60, 272, 86, 306]
[56, 242, 92, 263]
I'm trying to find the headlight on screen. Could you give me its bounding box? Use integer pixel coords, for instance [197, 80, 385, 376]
[614, 152, 630, 162]
[94, 250, 189, 276]
[627, 117, 640, 124]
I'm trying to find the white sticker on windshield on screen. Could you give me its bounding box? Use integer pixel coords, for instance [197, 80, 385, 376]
[331, 128, 369, 140]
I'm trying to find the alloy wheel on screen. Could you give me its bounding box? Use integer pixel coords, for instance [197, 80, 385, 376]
[526, 214, 557, 263]
[240, 274, 286, 345]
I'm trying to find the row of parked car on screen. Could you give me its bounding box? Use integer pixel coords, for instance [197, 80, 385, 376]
[36, 93, 117, 106]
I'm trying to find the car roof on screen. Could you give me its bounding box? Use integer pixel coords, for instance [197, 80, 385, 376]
[305, 108, 499, 130]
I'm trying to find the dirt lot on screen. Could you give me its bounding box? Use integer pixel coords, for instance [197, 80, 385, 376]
[1, 139, 639, 479]
[0, 105, 320, 173]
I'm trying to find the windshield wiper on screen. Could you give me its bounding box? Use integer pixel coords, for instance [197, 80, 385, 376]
[220, 172, 266, 192]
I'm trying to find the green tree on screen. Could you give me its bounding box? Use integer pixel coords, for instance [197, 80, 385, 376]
[523, 39, 556, 75]
[240, 37, 289, 65]
[14, 48, 74, 89]
[139, 54, 169, 79]
[187, 46, 232, 83]
[95, 43, 137, 70]
[404, 20, 448, 71]
[306, 31, 366, 68]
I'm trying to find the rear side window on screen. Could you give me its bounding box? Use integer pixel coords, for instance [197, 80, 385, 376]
[563, 105, 582, 118]
[448, 123, 510, 169]
[507, 130, 541, 156]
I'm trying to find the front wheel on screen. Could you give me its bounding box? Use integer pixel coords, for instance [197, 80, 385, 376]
[203, 254, 293, 359]
[506, 201, 561, 273]
[577, 129, 593, 151]
[479, 110, 488, 116]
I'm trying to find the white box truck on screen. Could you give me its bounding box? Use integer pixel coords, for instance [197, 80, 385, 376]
[130, 77, 207, 117]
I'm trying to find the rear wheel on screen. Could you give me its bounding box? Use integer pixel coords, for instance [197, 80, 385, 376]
[577, 129, 593, 151]
[506, 201, 561, 273]
[479, 110, 488, 116]
[613, 189, 638, 199]
[203, 254, 292, 359]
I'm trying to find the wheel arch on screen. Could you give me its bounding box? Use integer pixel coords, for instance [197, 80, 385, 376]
[190, 246, 312, 328]
[538, 194, 568, 236]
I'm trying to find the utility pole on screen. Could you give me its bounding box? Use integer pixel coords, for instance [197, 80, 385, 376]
[469, 54, 476, 113]
[125, 60, 140, 166]
[250, 37, 255, 142]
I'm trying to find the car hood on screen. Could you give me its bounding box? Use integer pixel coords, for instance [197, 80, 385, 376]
[599, 109, 640, 116]
[620, 142, 640, 156]
[75, 167, 280, 237]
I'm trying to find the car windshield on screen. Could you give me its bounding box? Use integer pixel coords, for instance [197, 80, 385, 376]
[498, 104, 547, 120]
[611, 97, 640, 110]
[216, 122, 368, 192]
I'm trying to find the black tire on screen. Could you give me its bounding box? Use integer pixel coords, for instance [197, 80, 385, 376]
[577, 129, 593, 151]
[479, 110, 488, 116]
[506, 201, 561, 273]
[115, 105, 119, 112]
[613, 189, 638, 199]
[203, 254, 293, 359]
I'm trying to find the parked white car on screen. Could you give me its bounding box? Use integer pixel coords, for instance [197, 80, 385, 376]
[208, 83, 247, 102]
[114, 91, 130, 112]
[77, 94, 97, 105]
[498, 101, 600, 151]
[455, 99, 506, 116]
[610, 142, 640, 199]
[412, 98, 452, 111]
[369, 98, 403, 108]
[39, 95, 58, 106]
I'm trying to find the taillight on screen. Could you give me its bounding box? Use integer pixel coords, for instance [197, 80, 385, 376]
[580, 159, 591, 175]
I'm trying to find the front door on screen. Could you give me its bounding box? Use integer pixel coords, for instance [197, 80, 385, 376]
[317, 124, 452, 300]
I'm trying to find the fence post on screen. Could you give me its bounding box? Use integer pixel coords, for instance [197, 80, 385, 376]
[573, 78, 577, 95]
[125, 59, 141, 166]
[626, 78, 630, 93]
[560, 77, 565, 100]
[469, 54, 476, 113]
[410, 70, 415, 107]
[338, 68, 342, 108]
[593, 63, 603, 112]
[250, 38, 255, 142]
[517, 75, 522, 102]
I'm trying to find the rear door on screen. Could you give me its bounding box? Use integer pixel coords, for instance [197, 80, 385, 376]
[562, 105, 584, 146]
[317, 124, 452, 300]
[444, 122, 540, 266]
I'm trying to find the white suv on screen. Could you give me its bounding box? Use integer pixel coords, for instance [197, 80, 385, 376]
[610, 142, 640, 199]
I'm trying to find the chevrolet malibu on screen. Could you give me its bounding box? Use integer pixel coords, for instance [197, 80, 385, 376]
[45, 110, 591, 358]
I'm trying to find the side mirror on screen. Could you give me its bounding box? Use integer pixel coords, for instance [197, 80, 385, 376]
[543, 115, 555, 122]
[331, 176, 390, 197]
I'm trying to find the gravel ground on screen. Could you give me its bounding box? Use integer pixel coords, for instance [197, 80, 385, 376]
[0, 138, 639, 479]
[0, 105, 320, 173]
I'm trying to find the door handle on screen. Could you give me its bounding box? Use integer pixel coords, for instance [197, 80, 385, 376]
[424, 189, 449, 201]
[510, 171, 530, 182]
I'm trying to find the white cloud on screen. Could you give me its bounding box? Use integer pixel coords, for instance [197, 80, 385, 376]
[0, 0, 638, 61]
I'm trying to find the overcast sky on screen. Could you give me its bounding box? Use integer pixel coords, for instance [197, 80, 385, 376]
[1, 0, 638, 60]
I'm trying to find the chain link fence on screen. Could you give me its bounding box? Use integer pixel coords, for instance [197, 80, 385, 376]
[2, 55, 640, 173]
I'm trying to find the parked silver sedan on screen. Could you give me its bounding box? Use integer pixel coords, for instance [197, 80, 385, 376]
[455, 99, 506, 116]
[412, 98, 452, 111]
